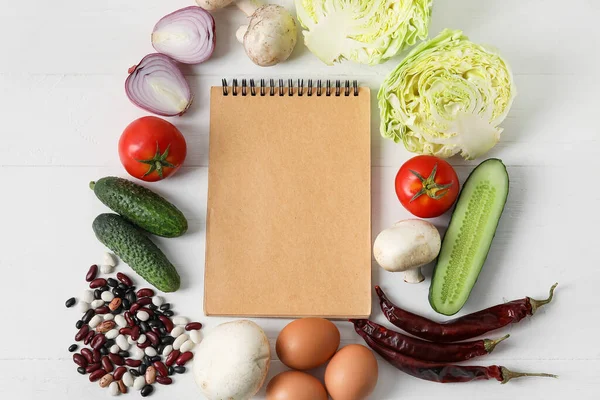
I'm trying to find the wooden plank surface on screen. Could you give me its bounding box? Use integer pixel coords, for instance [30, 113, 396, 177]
[0, 0, 598, 399]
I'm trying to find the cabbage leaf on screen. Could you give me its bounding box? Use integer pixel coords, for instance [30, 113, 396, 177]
[379, 29, 517, 159]
[295, 0, 432, 65]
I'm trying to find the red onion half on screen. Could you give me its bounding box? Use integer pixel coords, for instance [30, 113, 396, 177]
[151, 6, 216, 65]
[125, 53, 193, 117]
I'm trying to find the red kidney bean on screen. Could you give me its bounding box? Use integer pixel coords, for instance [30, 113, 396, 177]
[81, 348, 94, 364]
[185, 322, 203, 331]
[156, 376, 173, 385]
[92, 349, 101, 363]
[158, 316, 174, 333]
[130, 326, 140, 341]
[146, 331, 160, 347]
[153, 361, 168, 377]
[91, 334, 107, 350]
[119, 327, 132, 336]
[125, 359, 142, 367]
[113, 366, 127, 381]
[151, 327, 161, 336]
[118, 380, 127, 394]
[94, 306, 110, 315]
[137, 340, 151, 349]
[88, 369, 107, 382]
[101, 356, 114, 373]
[165, 350, 180, 367]
[89, 278, 107, 289]
[108, 353, 125, 366]
[124, 311, 135, 327]
[85, 363, 101, 373]
[84, 331, 96, 345]
[136, 288, 154, 298]
[136, 297, 152, 307]
[129, 303, 141, 314]
[75, 325, 89, 341]
[73, 353, 88, 368]
[86, 265, 98, 282]
[176, 352, 193, 366]
[116, 272, 133, 286]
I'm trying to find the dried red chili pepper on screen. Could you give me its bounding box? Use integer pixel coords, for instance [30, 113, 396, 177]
[376, 284, 557, 343]
[357, 329, 556, 384]
[351, 319, 508, 363]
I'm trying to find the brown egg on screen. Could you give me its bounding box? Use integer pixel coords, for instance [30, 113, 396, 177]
[266, 371, 328, 400]
[325, 344, 378, 400]
[276, 318, 340, 370]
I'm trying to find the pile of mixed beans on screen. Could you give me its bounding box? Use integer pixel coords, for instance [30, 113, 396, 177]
[65, 261, 202, 397]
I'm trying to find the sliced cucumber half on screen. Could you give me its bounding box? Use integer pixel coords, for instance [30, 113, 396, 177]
[429, 158, 509, 316]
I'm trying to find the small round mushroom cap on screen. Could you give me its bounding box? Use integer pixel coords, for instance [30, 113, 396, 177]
[195, 0, 234, 11]
[241, 5, 298, 67]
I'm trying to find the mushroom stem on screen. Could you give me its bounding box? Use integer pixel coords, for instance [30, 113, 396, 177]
[235, 0, 263, 16]
[236, 25, 248, 44]
[403, 268, 425, 284]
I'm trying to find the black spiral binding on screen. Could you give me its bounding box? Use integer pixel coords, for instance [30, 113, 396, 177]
[221, 79, 359, 97]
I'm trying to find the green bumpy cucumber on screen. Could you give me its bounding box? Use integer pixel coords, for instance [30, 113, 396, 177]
[90, 177, 187, 238]
[429, 159, 509, 316]
[93, 213, 180, 292]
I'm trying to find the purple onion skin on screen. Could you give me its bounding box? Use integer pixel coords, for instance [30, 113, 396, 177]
[151, 6, 216, 65]
[125, 53, 193, 117]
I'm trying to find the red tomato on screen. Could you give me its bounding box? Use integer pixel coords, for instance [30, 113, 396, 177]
[119, 116, 187, 182]
[395, 155, 459, 218]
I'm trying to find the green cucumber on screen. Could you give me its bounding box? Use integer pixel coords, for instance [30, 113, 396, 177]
[90, 177, 187, 238]
[429, 159, 509, 316]
[93, 213, 180, 292]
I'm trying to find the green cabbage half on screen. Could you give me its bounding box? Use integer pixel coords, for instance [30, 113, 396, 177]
[295, 0, 432, 65]
[379, 29, 517, 159]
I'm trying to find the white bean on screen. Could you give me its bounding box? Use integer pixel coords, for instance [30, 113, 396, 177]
[114, 315, 127, 328]
[81, 290, 94, 304]
[110, 345, 120, 354]
[105, 329, 119, 340]
[137, 334, 147, 344]
[133, 376, 146, 390]
[101, 291, 114, 302]
[91, 299, 104, 309]
[89, 315, 103, 328]
[189, 329, 202, 344]
[78, 301, 90, 313]
[129, 346, 144, 360]
[173, 334, 189, 351]
[103, 314, 114, 321]
[100, 264, 114, 274]
[172, 316, 189, 326]
[103, 252, 117, 267]
[127, 336, 136, 345]
[122, 372, 134, 388]
[136, 311, 150, 322]
[151, 296, 164, 307]
[162, 345, 173, 357]
[179, 339, 195, 353]
[144, 347, 157, 357]
[108, 381, 119, 396]
[116, 334, 129, 351]
[170, 326, 185, 338]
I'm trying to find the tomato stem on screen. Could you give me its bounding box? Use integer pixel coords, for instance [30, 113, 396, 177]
[409, 163, 453, 202]
[137, 142, 176, 179]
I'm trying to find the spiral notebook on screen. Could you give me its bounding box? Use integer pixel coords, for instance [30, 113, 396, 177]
[204, 79, 371, 318]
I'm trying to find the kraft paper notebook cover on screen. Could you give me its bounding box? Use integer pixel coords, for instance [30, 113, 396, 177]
[204, 79, 371, 318]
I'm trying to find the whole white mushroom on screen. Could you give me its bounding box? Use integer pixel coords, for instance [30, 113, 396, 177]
[373, 220, 441, 284]
[196, 0, 297, 66]
[193, 320, 270, 400]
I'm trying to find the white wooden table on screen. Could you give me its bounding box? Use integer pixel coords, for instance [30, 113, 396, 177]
[1, 0, 599, 398]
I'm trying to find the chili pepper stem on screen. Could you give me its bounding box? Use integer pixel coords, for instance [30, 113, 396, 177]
[500, 366, 557, 384]
[484, 334, 510, 353]
[529, 283, 558, 315]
